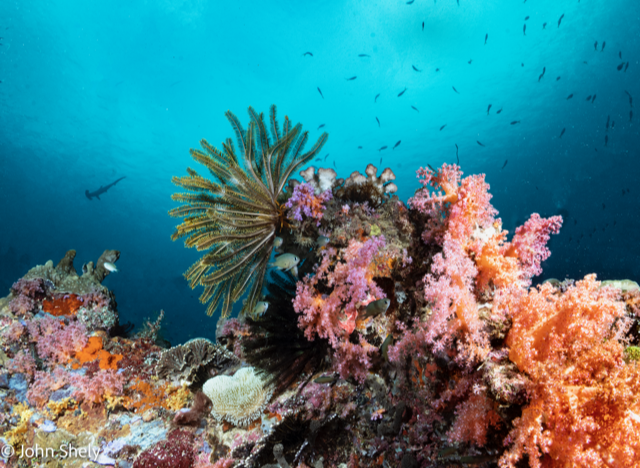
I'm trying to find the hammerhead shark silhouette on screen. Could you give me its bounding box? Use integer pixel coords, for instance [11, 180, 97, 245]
[85, 176, 126, 200]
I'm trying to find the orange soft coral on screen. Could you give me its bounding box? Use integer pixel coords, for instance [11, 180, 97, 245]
[72, 336, 123, 370]
[500, 275, 640, 468]
[42, 294, 83, 316]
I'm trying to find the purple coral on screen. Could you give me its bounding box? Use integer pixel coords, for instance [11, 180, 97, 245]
[26, 316, 88, 363]
[285, 182, 332, 226]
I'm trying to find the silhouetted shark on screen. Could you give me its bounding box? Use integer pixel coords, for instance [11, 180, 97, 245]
[85, 176, 126, 200]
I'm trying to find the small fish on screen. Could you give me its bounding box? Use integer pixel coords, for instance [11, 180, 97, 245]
[333, 160, 336, 168]
[524, 16, 529, 20]
[314, 374, 337, 384]
[477, 140, 485, 147]
[439, 124, 447, 131]
[393, 140, 401, 149]
[558, 13, 564, 28]
[484, 33, 488, 45]
[317, 124, 325, 129]
[103, 262, 118, 273]
[619, 51, 622, 59]
[611, 120, 615, 129]
[556, 76, 561, 81]
[624, 62, 629, 72]
[586, 95, 592, 101]
[378, 146, 388, 151]
[452, 86, 460, 94]
[594, 41, 598, 51]
[605, 135, 608, 146]
[422, 21, 425, 31]
[542, 22, 547, 29]
[274, 237, 283, 249]
[412, 65, 422, 72]
[511, 120, 520, 125]
[315, 158, 321, 161]
[606, 115, 610, 130]
[601, 41, 606, 52]
[617, 62, 625, 71]
[380, 334, 394, 362]
[358, 54, 370, 57]
[521, 63, 525, 67]
[376, 116, 380, 127]
[406, 0, 414, 4]
[559, 128, 566, 138]
[253, 301, 269, 315]
[358, 146, 363, 149]
[496, 108, 503, 114]
[523, 24, 527, 35]
[411, 105, 419, 112]
[435, 68, 440, 72]
[566, 94, 573, 100]
[324, 153, 329, 160]
[487, 104, 492, 114]
[374, 93, 380, 103]
[538, 67, 546, 81]
[398, 87, 407, 97]
[592, 94, 596, 103]
[379, 157, 382, 165]
[269, 253, 300, 271]
[317, 236, 330, 247]
[303, 52, 313, 57]
[455, 143, 459, 164]
[359, 298, 391, 319]
[346, 76, 357, 81]
[317, 87, 324, 99]
[501, 160, 508, 169]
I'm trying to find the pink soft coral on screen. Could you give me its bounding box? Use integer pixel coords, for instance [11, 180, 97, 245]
[285, 182, 332, 226]
[26, 317, 88, 363]
[70, 369, 124, 404]
[500, 275, 640, 468]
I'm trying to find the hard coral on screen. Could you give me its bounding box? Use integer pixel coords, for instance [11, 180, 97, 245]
[336, 164, 397, 207]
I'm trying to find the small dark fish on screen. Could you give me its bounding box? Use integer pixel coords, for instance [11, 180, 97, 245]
[358, 146, 363, 149]
[594, 41, 598, 51]
[619, 51, 622, 59]
[324, 153, 329, 160]
[525, 16, 529, 20]
[393, 140, 401, 149]
[559, 128, 566, 138]
[317, 87, 324, 99]
[303, 52, 313, 57]
[468, 59, 473, 64]
[452, 86, 460, 94]
[376, 117, 380, 127]
[406, 0, 415, 4]
[477, 140, 485, 147]
[379, 157, 382, 165]
[624, 62, 629, 72]
[411, 105, 419, 112]
[521, 63, 525, 67]
[333, 160, 336, 168]
[523, 24, 527, 35]
[592, 94, 596, 103]
[606, 115, 610, 130]
[556, 76, 561, 81]
[314, 374, 337, 384]
[586, 95, 592, 101]
[422, 21, 425, 31]
[439, 124, 447, 131]
[398, 87, 407, 97]
[538, 67, 546, 81]
[315, 158, 321, 161]
[566, 94, 573, 100]
[487, 104, 492, 114]
[558, 13, 564, 28]
[542, 22, 547, 29]
[496, 108, 503, 114]
[412, 65, 422, 72]
[510, 120, 521, 125]
[435, 68, 440, 72]
[501, 160, 508, 169]
[379, 146, 387, 151]
[346, 76, 357, 81]
[624, 90, 632, 105]
[374, 93, 380, 103]
[611, 120, 615, 129]
[617, 62, 625, 71]
[605, 135, 608, 146]
[484, 33, 488, 45]
[358, 54, 370, 57]
[455, 143, 459, 164]
[317, 124, 325, 130]
[601, 41, 606, 52]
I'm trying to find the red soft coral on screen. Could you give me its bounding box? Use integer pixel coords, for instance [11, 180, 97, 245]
[26, 317, 88, 364]
[500, 275, 640, 468]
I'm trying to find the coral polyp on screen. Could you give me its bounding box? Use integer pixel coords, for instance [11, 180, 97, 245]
[170, 105, 328, 317]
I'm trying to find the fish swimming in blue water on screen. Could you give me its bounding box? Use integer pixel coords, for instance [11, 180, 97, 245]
[501, 160, 508, 169]
[484, 33, 488, 45]
[346, 76, 357, 81]
[538, 67, 546, 81]
[376, 117, 380, 127]
[559, 128, 566, 138]
[411, 105, 419, 112]
[318, 124, 325, 129]
[496, 108, 503, 114]
[566, 94, 573, 100]
[412, 65, 421, 72]
[440, 124, 447, 131]
[303, 52, 313, 57]
[558, 13, 564, 28]
[594, 41, 598, 51]
[487, 104, 492, 114]
[375, 93, 380, 103]
[452, 86, 460, 94]
[477, 140, 486, 147]
[358, 54, 370, 57]
[85, 176, 126, 200]
[379, 146, 387, 151]
[317, 87, 324, 98]
[398, 88, 407, 97]
[601, 41, 606, 52]
[511, 120, 520, 125]
[523, 24, 527, 35]
[393, 140, 401, 149]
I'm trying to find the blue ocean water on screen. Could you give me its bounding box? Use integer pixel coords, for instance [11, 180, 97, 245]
[0, 0, 638, 345]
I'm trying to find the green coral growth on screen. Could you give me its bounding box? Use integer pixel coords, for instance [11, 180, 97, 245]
[625, 346, 640, 362]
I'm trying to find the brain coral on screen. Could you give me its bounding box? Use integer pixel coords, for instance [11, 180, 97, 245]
[202, 366, 272, 427]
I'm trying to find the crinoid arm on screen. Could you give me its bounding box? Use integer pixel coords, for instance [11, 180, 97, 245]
[169, 105, 328, 318]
